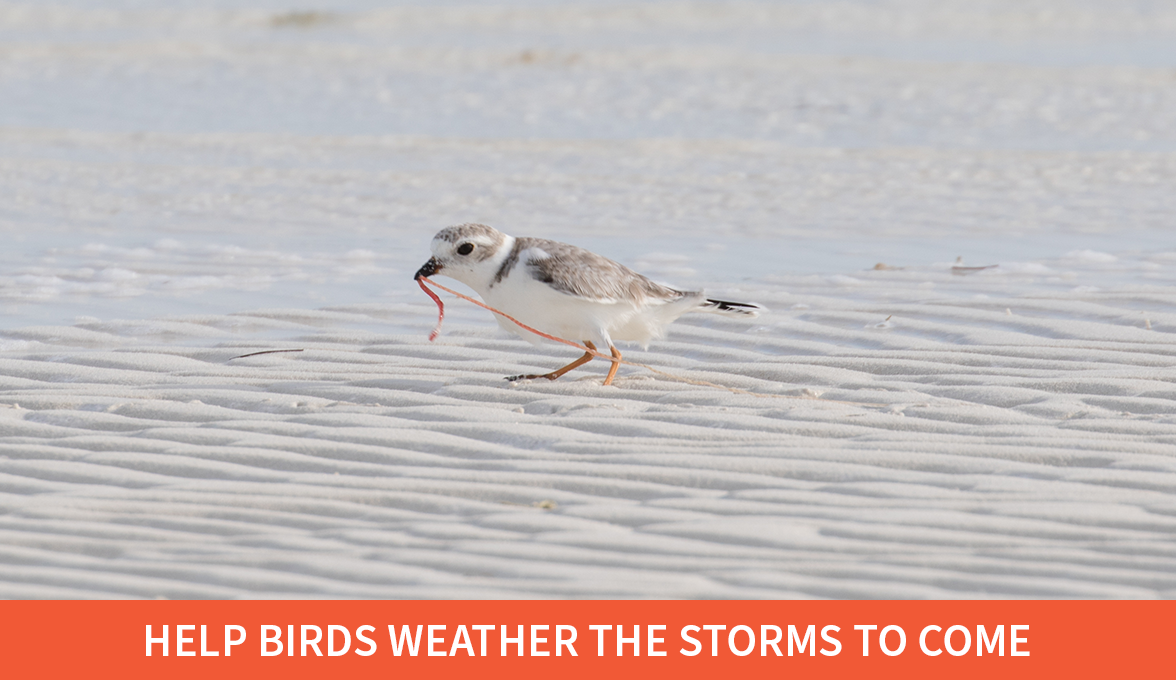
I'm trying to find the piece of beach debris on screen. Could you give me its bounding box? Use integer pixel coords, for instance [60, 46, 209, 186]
[229, 349, 305, 360]
[271, 11, 335, 28]
[951, 256, 998, 275]
[500, 499, 559, 510]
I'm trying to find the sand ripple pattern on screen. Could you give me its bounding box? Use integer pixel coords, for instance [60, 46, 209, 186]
[2, 262, 1175, 599]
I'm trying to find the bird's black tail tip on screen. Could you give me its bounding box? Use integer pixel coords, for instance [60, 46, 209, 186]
[702, 299, 764, 317]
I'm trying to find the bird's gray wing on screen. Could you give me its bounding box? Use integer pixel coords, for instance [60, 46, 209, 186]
[513, 238, 688, 304]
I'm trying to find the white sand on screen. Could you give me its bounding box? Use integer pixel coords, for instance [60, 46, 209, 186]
[1, 0, 1175, 598]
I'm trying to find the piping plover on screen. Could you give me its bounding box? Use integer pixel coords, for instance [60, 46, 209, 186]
[414, 223, 763, 386]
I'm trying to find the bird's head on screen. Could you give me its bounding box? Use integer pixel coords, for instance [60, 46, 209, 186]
[414, 223, 510, 292]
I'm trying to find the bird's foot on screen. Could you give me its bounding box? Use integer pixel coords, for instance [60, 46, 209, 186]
[504, 373, 559, 382]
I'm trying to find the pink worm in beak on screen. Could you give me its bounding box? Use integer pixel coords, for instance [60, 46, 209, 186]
[418, 277, 444, 341]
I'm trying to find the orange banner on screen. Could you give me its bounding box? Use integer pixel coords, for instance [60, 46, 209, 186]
[1, 600, 1169, 678]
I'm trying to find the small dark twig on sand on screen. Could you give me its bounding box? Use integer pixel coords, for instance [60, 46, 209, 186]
[229, 349, 305, 360]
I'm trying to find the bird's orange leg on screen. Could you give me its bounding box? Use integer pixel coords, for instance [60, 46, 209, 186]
[506, 341, 597, 381]
[602, 345, 622, 386]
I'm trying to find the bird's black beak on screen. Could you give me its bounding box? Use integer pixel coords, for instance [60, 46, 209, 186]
[414, 257, 442, 280]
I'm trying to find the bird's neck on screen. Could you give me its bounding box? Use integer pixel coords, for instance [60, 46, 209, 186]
[464, 234, 517, 296]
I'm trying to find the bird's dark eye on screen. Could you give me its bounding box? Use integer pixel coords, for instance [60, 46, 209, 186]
[457, 243, 475, 256]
